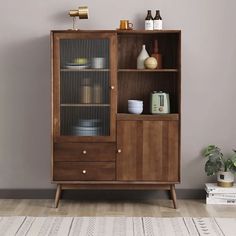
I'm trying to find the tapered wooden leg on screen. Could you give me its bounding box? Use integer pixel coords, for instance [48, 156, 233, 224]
[170, 184, 177, 209]
[54, 184, 62, 208]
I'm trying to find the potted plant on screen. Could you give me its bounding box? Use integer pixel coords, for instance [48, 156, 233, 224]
[203, 145, 236, 187]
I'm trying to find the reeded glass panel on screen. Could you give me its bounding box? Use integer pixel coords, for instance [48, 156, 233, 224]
[60, 39, 110, 136]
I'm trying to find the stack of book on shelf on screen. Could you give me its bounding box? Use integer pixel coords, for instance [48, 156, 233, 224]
[205, 183, 236, 205]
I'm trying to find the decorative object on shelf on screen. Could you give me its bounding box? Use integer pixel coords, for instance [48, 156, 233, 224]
[74, 57, 88, 65]
[72, 119, 101, 136]
[80, 78, 92, 103]
[203, 145, 236, 187]
[65, 63, 88, 69]
[145, 10, 154, 30]
[151, 40, 162, 69]
[137, 45, 150, 69]
[66, 57, 89, 69]
[119, 20, 133, 30]
[128, 100, 143, 114]
[144, 57, 158, 69]
[78, 119, 101, 127]
[217, 171, 235, 187]
[68, 6, 89, 30]
[91, 57, 105, 69]
[153, 10, 162, 30]
[150, 91, 170, 114]
[93, 84, 103, 103]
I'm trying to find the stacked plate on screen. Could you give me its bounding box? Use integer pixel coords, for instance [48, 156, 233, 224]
[65, 58, 89, 69]
[65, 63, 89, 70]
[72, 119, 101, 136]
[128, 100, 143, 114]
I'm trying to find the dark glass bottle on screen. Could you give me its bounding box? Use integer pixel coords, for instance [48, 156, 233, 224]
[145, 10, 153, 30]
[151, 40, 162, 69]
[154, 10, 162, 20]
[154, 10, 163, 30]
[146, 10, 153, 20]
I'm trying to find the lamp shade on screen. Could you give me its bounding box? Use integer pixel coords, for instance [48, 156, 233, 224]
[69, 6, 89, 19]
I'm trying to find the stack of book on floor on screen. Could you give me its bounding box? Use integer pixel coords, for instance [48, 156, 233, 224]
[205, 183, 236, 205]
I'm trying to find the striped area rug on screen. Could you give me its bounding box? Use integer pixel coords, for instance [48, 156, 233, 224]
[0, 216, 235, 236]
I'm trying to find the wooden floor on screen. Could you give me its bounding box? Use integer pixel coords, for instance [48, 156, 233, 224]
[0, 199, 236, 217]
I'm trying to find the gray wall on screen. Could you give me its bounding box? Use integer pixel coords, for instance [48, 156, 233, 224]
[0, 0, 235, 190]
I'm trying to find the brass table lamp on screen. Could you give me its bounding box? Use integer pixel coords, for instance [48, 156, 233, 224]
[69, 6, 89, 30]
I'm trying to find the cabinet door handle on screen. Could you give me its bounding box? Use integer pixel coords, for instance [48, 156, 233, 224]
[82, 150, 87, 155]
[117, 149, 122, 153]
[82, 170, 87, 174]
[111, 86, 115, 90]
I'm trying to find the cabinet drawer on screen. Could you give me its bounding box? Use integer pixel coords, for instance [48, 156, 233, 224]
[54, 143, 116, 162]
[54, 162, 116, 181]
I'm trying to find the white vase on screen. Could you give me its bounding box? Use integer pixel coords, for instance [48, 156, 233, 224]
[217, 171, 234, 187]
[137, 45, 150, 69]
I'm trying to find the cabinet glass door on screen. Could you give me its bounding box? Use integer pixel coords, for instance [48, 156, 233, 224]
[54, 33, 116, 141]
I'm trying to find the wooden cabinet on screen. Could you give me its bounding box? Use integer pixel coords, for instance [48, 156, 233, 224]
[117, 118, 179, 181]
[51, 30, 181, 208]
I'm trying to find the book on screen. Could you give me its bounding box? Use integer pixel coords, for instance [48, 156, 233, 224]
[207, 193, 236, 200]
[205, 183, 236, 194]
[206, 197, 236, 205]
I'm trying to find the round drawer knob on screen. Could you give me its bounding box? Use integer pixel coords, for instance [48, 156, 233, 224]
[117, 149, 122, 153]
[111, 86, 115, 90]
[82, 170, 87, 174]
[82, 150, 87, 154]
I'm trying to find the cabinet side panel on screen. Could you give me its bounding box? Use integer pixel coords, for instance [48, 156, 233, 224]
[167, 121, 179, 181]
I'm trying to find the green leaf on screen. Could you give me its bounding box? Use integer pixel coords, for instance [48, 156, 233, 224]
[204, 145, 217, 157]
[203, 145, 222, 159]
[231, 154, 236, 167]
[205, 159, 222, 176]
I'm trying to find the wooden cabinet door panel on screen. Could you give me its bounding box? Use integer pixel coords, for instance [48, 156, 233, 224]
[142, 121, 164, 181]
[143, 121, 179, 181]
[117, 120, 179, 182]
[117, 121, 141, 180]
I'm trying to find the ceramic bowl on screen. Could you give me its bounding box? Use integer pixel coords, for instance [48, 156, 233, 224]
[128, 105, 143, 109]
[128, 100, 143, 106]
[128, 100, 143, 109]
[128, 106, 143, 114]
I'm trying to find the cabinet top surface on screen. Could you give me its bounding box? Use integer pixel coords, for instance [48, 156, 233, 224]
[51, 29, 181, 34]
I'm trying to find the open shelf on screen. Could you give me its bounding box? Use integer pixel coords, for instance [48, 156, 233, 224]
[118, 69, 178, 73]
[61, 69, 110, 72]
[117, 30, 181, 34]
[117, 113, 179, 121]
[60, 104, 110, 107]
[118, 32, 180, 70]
[117, 74, 179, 114]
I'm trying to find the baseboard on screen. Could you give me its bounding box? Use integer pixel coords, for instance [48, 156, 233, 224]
[0, 189, 205, 199]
